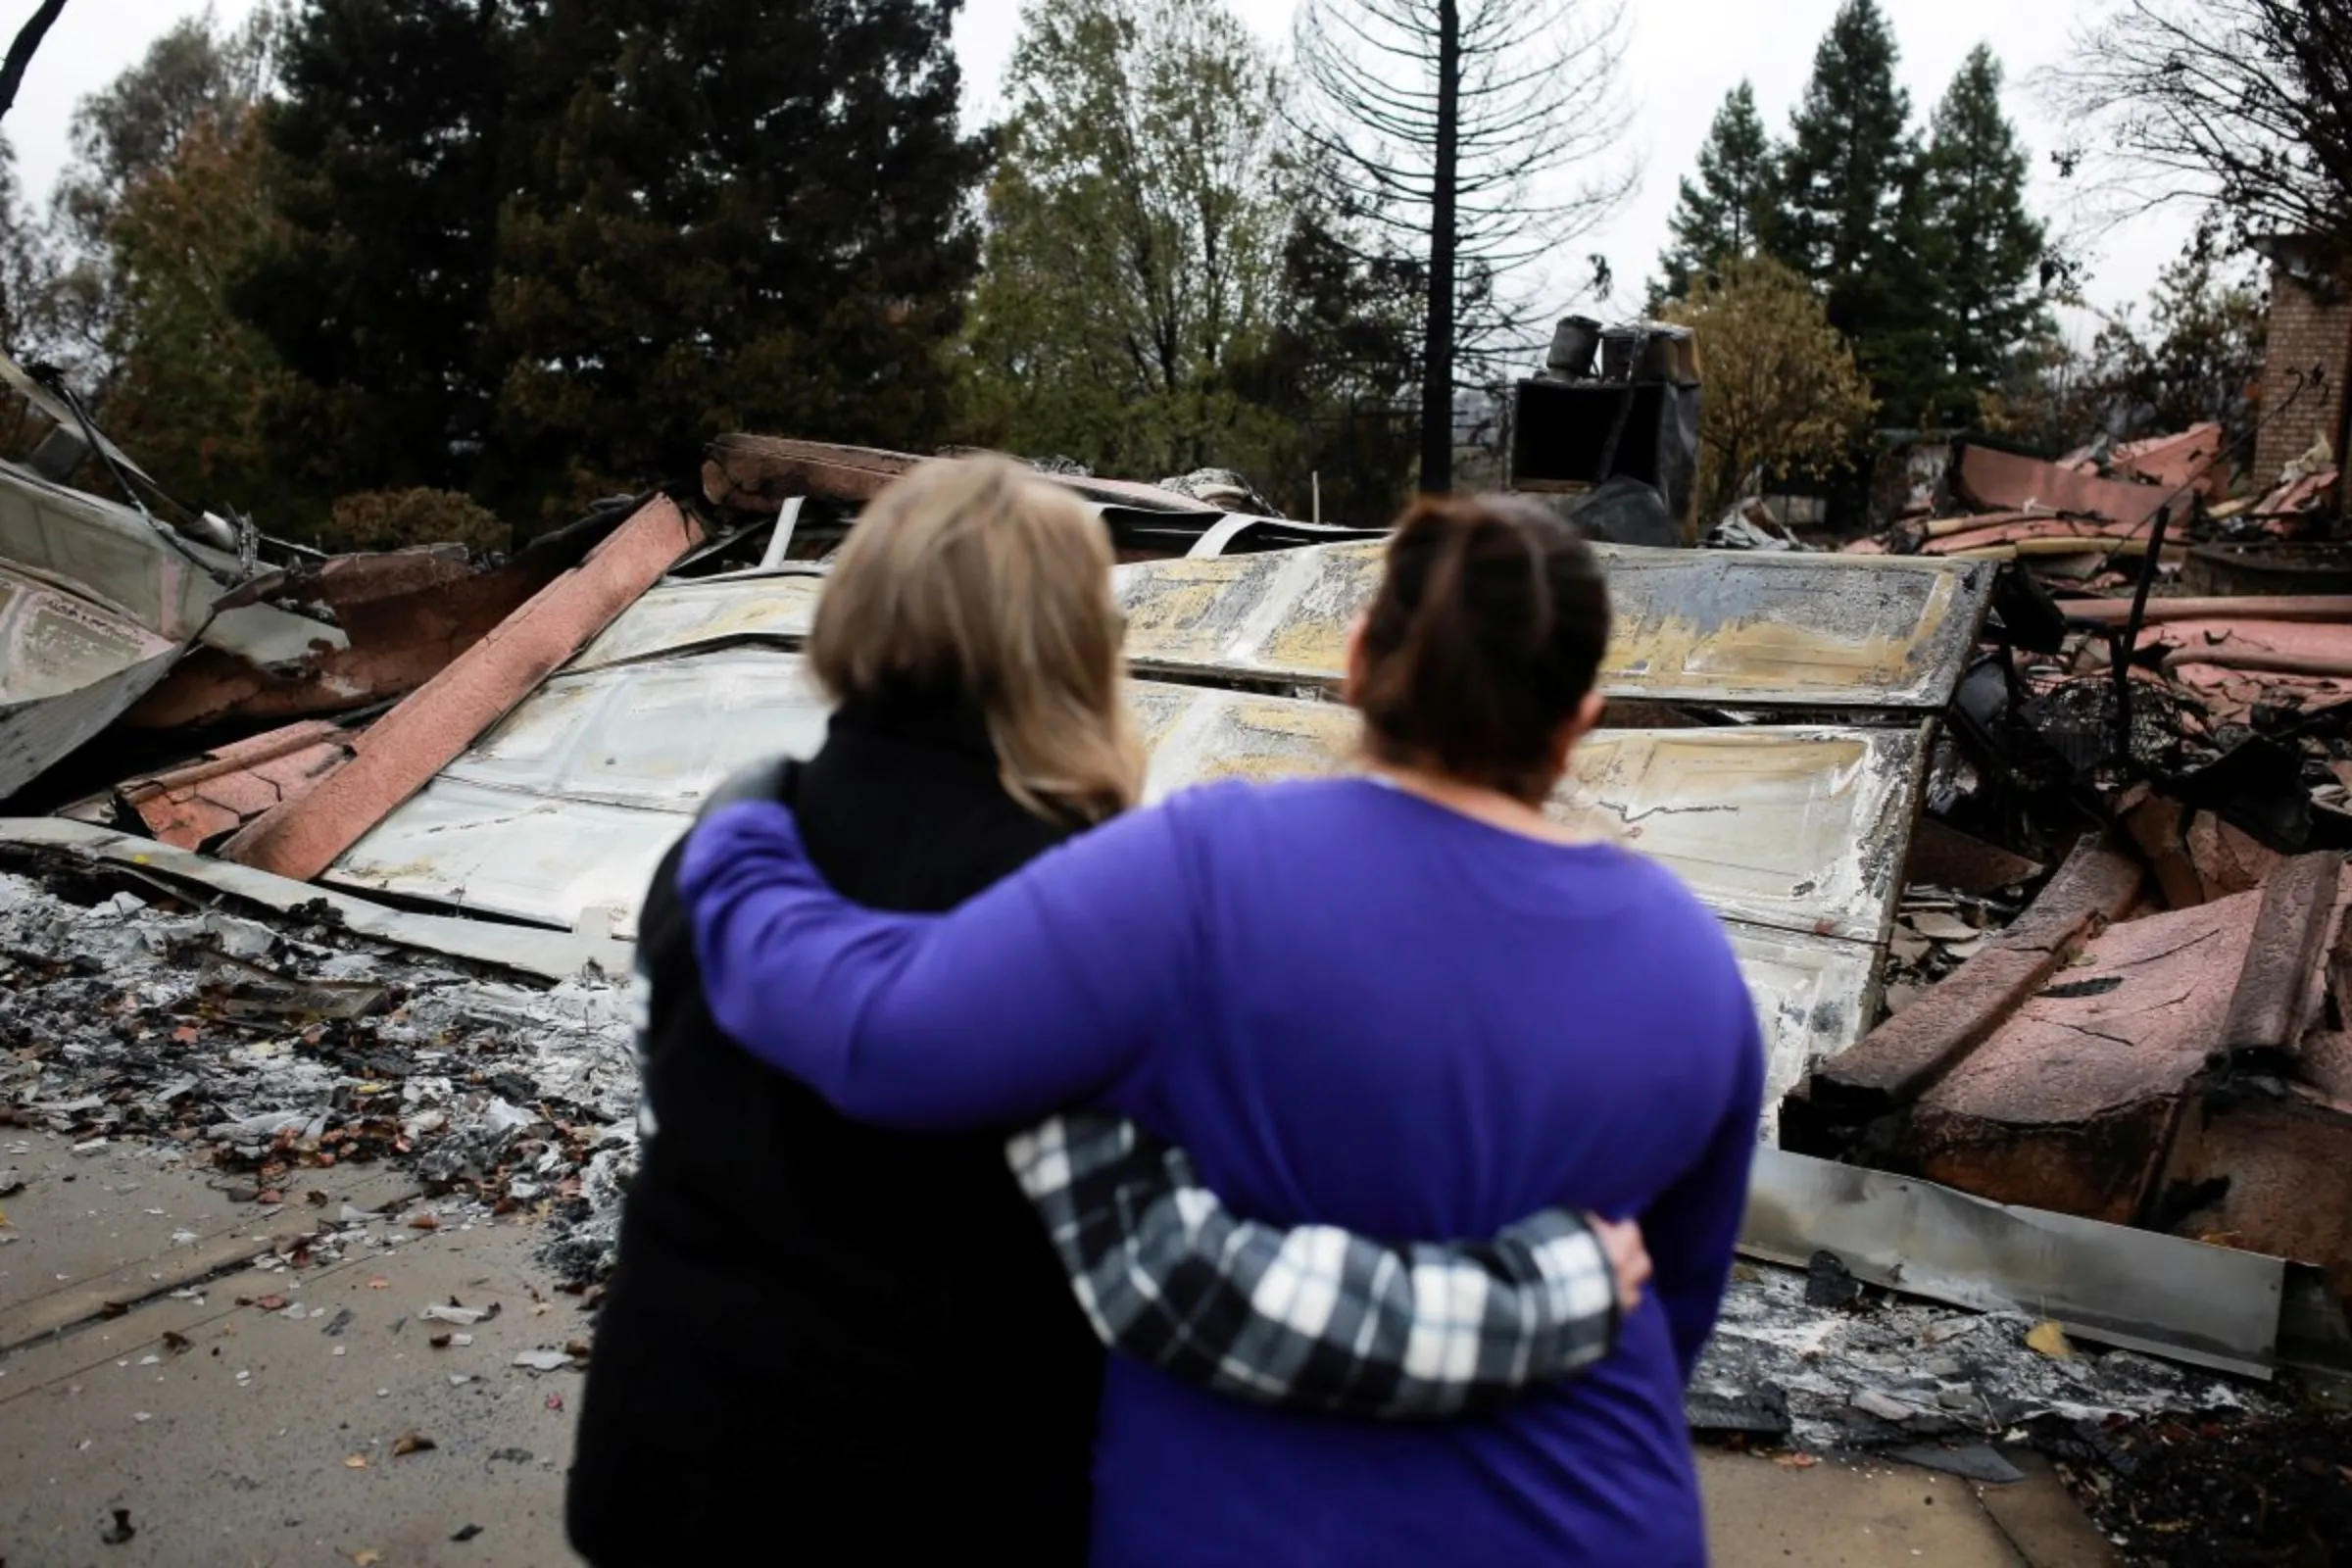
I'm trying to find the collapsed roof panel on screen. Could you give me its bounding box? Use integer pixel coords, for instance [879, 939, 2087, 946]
[323, 641, 1919, 1110]
[0, 458, 369, 800]
[568, 538, 1998, 713]
[1115, 542, 1997, 710]
[121, 546, 564, 733]
[0, 459, 226, 642]
[1130, 683, 1925, 945]
[1953, 443, 2180, 530]
[565, 571, 827, 672]
[115, 719, 355, 850]
[323, 651, 830, 932]
[329, 645, 1921, 950]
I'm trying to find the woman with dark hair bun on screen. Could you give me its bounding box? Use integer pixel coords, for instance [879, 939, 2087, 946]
[681, 493, 1763, 1566]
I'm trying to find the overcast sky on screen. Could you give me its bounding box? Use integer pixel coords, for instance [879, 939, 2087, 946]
[9, 0, 2195, 339]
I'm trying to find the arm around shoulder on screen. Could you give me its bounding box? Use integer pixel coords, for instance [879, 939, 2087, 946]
[1011, 1111, 1628, 1418]
[680, 797, 1202, 1130]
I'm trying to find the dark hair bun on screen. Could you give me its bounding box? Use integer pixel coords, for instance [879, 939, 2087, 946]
[1355, 496, 1611, 802]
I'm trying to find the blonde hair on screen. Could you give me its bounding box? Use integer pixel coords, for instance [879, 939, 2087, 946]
[807, 455, 1146, 825]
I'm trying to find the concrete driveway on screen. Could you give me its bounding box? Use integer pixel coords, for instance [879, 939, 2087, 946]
[1, 1130, 2112, 1567]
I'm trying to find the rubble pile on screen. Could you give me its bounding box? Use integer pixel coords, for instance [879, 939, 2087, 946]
[0, 866, 640, 1280]
[1704, 427, 2349, 893]
[1929, 646, 2348, 929]
[1878, 886, 2025, 1019]
[2053, 1408, 2352, 1566]
[1846, 425, 2339, 585]
[1690, 1261, 2271, 1457]
[1, 360, 2346, 1558]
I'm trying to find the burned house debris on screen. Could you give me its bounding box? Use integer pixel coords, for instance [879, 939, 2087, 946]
[2, 318, 2351, 1560]
[1510, 318, 1705, 549]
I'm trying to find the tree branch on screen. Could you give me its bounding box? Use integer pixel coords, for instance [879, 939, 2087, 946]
[0, 0, 68, 125]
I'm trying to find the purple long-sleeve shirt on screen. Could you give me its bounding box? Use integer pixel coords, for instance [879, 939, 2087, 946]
[683, 776, 1764, 1566]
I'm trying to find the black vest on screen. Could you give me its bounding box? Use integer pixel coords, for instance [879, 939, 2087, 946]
[567, 698, 1102, 1566]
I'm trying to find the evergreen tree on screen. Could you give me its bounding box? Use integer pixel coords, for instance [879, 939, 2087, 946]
[491, 0, 986, 519]
[1921, 45, 2048, 416]
[232, 0, 515, 508]
[1768, 0, 1940, 424]
[1655, 81, 1771, 304]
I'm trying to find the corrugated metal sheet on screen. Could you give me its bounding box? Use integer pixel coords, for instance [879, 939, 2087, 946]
[0, 459, 328, 662]
[567, 572, 826, 672]
[324, 648, 1914, 1100]
[323, 653, 831, 931]
[0, 460, 356, 795]
[1744, 1149, 2284, 1377]
[1116, 542, 1996, 710]
[0, 461, 220, 642]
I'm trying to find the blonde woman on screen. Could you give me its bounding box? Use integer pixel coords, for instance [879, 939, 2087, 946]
[566, 460, 1648, 1566]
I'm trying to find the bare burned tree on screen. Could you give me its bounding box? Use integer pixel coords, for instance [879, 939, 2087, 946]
[2048, 0, 2352, 270]
[0, 0, 67, 125]
[1293, 0, 1631, 492]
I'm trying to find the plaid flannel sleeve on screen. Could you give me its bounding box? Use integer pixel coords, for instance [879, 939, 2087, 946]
[1006, 1110, 1622, 1420]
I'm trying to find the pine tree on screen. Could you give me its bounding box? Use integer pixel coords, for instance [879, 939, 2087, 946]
[1767, 0, 1940, 425]
[1921, 45, 2048, 416]
[1294, 0, 1632, 493]
[232, 0, 515, 509]
[1655, 81, 1771, 304]
[491, 0, 987, 520]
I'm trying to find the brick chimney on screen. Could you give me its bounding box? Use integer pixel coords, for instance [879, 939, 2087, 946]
[2253, 238, 2352, 486]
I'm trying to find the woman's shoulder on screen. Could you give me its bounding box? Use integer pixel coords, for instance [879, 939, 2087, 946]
[1158, 773, 1368, 814]
[1146, 775, 1388, 845]
[1632, 850, 1741, 935]
[1579, 846, 1749, 983]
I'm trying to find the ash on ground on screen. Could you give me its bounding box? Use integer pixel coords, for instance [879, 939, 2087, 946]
[0, 864, 639, 1280]
[0, 858, 2299, 1516]
[1690, 1262, 2273, 1456]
